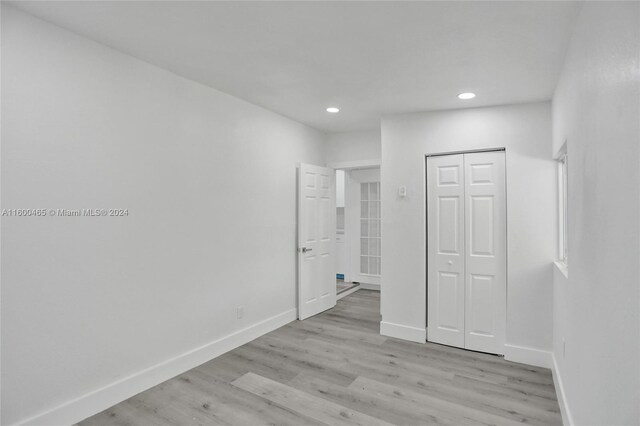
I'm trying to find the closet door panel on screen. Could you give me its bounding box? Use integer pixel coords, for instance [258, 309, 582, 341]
[427, 154, 465, 348]
[464, 152, 506, 354]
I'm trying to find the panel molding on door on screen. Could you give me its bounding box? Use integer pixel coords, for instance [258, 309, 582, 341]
[298, 163, 336, 320]
[427, 154, 465, 348]
[464, 152, 506, 354]
[427, 151, 506, 355]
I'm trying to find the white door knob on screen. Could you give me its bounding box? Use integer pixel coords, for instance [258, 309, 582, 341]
[447, 261, 453, 265]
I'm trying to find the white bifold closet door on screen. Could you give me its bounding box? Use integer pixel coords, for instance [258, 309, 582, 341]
[427, 151, 506, 355]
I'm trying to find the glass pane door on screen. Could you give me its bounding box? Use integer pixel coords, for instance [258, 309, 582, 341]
[360, 182, 381, 276]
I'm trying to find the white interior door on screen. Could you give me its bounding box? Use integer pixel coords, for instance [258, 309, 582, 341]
[427, 154, 466, 348]
[298, 163, 336, 320]
[427, 151, 506, 355]
[464, 152, 506, 354]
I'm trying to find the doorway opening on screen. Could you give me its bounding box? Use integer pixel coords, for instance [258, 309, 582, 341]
[334, 164, 381, 300]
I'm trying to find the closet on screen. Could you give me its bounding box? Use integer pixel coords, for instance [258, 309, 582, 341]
[426, 150, 506, 355]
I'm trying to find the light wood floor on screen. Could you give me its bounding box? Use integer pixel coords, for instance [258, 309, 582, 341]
[80, 290, 562, 425]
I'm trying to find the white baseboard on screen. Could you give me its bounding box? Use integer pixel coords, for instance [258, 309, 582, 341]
[337, 285, 361, 300]
[15, 309, 297, 426]
[380, 321, 426, 343]
[359, 283, 380, 291]
[551, 353, 574, 426]
[503, 343, 552, 368]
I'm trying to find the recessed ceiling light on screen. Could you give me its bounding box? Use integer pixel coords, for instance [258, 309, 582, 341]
[458, 92, 476, 100]
[326, 107, 340, 113]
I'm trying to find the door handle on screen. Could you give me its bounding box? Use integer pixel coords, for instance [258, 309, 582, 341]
[300, 247, 313, 253]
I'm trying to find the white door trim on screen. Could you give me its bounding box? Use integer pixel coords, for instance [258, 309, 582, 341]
[425, 148, 505, 158]
[327, 159, 381, 170]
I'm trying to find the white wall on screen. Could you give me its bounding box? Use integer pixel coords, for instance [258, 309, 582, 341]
[325, 130, 381, 165]
[551, 2, 639, 425]
[380, 102, 556, 360]
[336, 169, 346, 208]
[1, 6, 325, 425]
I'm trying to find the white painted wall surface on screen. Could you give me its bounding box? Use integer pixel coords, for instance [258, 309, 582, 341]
[1, 6, 325, 425]
[380, 102, 556, 357]
[336, 169, 346, 208]
[552, 2, 639, 424]
[325, 130, 381, 164]
[335, 170, 346, 276]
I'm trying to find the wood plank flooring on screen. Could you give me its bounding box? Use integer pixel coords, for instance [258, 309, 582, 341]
[79, 290, 562, 425]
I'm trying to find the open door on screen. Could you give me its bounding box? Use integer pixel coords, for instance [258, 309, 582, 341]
[298, 163, 336, 319]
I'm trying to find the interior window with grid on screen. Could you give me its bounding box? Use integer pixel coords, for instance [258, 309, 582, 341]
[360, 182, 381, 275]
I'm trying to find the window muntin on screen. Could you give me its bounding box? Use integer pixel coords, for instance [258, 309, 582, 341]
[360, 182, 381, 275]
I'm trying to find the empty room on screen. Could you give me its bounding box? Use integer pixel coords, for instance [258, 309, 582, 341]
[1, 1, 638, 425]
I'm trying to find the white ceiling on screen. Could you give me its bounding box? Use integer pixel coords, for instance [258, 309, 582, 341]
[9, 1, 581, 133]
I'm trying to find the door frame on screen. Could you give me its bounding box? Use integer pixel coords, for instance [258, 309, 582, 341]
[424, 147, 507, 348]
[327, 159, 381, 170]
[347, 168, 382, 288]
